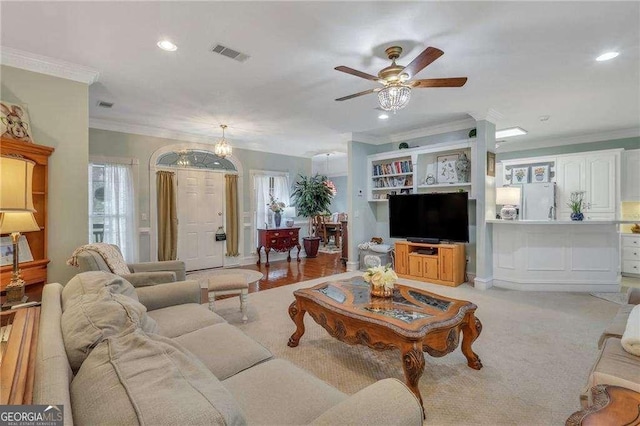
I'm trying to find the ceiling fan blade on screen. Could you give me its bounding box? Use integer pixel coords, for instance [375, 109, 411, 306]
[410, 77, 468, 88]
[335, 66, 379, 82]
[335, 88, 376, 101]
[402, 47, 444, 78]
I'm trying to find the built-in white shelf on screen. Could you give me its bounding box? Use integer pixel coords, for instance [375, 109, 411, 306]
[417, 182, 472, 189]
[372, 172, 413, 178]
[372, 186, 413, 191]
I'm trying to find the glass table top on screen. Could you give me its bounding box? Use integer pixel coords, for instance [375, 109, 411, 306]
[312, 278, 453, 324]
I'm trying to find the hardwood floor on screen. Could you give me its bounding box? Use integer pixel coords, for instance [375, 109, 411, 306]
[240, 252, 347, 293]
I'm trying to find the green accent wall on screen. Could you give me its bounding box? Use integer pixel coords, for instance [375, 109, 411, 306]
[1, 65, 89, 285]
[497, 137, 640, 161]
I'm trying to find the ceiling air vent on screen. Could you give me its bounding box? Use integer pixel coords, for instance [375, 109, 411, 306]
[97, 101, 114, 108]
[211, 44, 250, 63]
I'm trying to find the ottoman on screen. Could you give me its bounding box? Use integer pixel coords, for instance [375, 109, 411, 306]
[208, 273, 250, 322]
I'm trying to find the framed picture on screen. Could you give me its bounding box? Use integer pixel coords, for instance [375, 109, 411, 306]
[487, 152, 496, 177]
[511, 166, 529, 184]
[531, 165, 550, 182]
[0, 235, 33, 266]
[436, 154, 459, 183]
[0, 101, 35, 143]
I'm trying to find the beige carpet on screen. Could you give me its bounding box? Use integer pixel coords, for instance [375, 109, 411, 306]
[213, 272, 619, 425]
[318, 243, 341, 254]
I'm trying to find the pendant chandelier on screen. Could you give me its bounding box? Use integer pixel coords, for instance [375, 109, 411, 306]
[214, 124, 232, 158]
[378, 83, 412, 113]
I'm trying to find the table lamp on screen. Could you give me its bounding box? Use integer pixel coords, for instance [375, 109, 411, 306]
[283, 206, 296, 227]
[496, 186, 521, 220]
[1, 156, 39, 304]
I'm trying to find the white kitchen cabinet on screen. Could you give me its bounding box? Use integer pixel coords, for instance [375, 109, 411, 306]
[622, 234, 640, 276]
[556, 155, 586, 218]
[556, 150, 620, 220]
[622, 149, 640, 201]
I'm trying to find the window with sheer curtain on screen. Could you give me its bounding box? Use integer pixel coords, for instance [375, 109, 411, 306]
[254, 173, 290, 230]
[89, 162, 138, 262]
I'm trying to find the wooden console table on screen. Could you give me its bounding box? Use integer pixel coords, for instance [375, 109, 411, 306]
[257, 227, 301, 267]
[1, 306, 40, 404]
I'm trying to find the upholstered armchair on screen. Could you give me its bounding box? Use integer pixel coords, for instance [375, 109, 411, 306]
[74, 244, 186, 287]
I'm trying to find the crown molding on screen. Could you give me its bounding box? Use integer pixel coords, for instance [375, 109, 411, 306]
[468, 108, 504, 124]
[388, 118, 476, 143]
[497, 127, 640, 153]
[0, 46, 100, 85]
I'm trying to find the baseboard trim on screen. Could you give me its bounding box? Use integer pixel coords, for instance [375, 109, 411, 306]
[473, 276, 493, 290]
[492, 279, 621, 292]
[346, 261, 359, 272]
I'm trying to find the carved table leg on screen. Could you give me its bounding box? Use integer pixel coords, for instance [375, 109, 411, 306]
[265, 247, 271, 267]
[401, 343, 426, 419]
[256, 246, 262, 265]
[461, 312, 483, 370]
[296, 243, 301, 262]
[287, 299, 306, 347]
[287, 249, 291, 262]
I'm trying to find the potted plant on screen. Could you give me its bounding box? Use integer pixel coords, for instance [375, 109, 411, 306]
[291, 174, 334, 258]
[567, 191, 586, 221]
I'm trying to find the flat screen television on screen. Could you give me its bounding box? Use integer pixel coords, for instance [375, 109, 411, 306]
[389, 193, 469, 243]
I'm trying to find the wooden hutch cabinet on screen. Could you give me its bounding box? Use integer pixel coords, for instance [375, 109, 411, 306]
[1, 139, 54, 302]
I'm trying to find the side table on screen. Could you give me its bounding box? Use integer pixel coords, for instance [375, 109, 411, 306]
[566, 385, 640, 425]
[1, 306, 40, 404]
[257, 227, 301, 267]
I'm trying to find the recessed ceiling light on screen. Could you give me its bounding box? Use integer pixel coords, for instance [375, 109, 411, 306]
[378, 113, 389, 120]
[539, 115, 550, 122]
[157, 40, 177, 51]
[596, 51, 619, 61]
[495, 127, 527, 138]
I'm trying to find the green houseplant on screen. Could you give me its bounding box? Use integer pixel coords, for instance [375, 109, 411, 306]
[291, 174, 334, 258]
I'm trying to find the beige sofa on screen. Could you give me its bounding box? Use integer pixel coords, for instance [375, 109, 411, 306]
[581, 288, 640, 406]
[33, 271, 422, 425]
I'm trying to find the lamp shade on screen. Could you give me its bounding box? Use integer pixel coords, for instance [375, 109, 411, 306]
[1, 156, 36, 212]
[0, 211, 40, 234]
[496, 187, 521, 206]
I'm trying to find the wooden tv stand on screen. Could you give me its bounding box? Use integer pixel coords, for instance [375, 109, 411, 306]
[395, 241, 466, 287]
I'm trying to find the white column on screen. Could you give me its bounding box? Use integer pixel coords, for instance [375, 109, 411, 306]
[469, 109, 501, 289]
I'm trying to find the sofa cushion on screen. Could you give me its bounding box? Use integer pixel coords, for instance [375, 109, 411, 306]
[148, 303, 225, 338]
[588, 337, 640, 393]
[599, 304, 635, 348]
[61, 287, 158, 372]
[71, 330, 246, 426]
[223, 359, 346, 425]
[174, 323, 272, 380]
[62, 271, 137, 311]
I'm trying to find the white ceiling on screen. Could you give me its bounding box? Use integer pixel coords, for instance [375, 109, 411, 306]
[1, 1, 639, 157]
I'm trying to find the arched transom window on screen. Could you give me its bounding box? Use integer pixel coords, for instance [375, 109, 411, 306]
[156, 149, 236, 171]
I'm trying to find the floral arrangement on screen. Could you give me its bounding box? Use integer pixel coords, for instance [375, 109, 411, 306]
[515, 169, 526, 179]
[363, 264, 398, 290]
[267, 194, 286, 213]
[324, 180, 337, 196]
[567, 191, 586, 213]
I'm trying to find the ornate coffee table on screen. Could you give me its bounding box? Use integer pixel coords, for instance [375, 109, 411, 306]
[287, 277, 482, 415]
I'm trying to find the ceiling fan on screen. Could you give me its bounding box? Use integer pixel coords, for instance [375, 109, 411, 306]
[334, 46, 467, 112]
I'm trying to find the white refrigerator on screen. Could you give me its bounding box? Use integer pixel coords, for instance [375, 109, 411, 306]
[520, 183, 556, 220]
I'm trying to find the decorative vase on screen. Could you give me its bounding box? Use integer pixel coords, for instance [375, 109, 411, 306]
[455, 153, 471, 183]
[370, 282, 394, 298]
[570, 212, 584, 221]
[286, 218, 294, 227]
[274, 212, 282, 227]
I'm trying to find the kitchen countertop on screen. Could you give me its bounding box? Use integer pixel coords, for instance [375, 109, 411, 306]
[487, 219, 638, 225]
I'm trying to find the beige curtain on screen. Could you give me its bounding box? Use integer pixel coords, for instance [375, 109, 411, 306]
[157, 171, 178, 261]
[225, 174, 240, 256]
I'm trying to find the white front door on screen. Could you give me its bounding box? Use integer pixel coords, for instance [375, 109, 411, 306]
[177, 169, 225, 271]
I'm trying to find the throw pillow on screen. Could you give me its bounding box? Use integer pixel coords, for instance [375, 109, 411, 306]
[62, 271, 138, 311]
[61, 287, 158, 372]
[621, 304, 640, 356]
[71, 330, 246, 426]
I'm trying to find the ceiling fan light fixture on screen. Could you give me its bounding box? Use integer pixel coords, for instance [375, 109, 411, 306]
[214, 124, 232, 158]
[378, 85, 411, 112]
